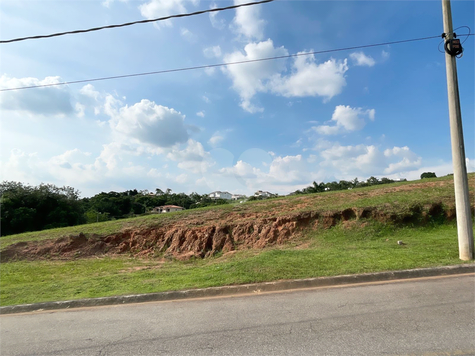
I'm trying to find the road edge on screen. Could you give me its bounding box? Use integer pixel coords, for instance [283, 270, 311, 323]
[2, 264, 474, 314]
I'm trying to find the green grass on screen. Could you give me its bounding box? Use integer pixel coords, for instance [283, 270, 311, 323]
[2, 174, 473, 249]
[1, 221, 471, 306]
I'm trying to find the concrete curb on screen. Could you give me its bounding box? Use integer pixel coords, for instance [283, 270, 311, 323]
[2, 264, 474, 315]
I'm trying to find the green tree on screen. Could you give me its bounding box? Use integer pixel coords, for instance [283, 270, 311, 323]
[421, 172, 437, 179]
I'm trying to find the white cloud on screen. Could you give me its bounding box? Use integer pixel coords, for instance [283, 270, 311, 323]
[270, 55, 349, 100]
[208, 133, 224, 147]
[223, 41, 349, 112]
[203, 45, 222, 58]
[319, 143, 422, 177]
[202, 95, 210, 103]
[314, 105, 375, 135]
[220, 160, 260, 179]
[223, 39, 288, 112]
[208, 129, 232, 147]
[231, 0, 266, 40]
[381, 50, 390, 60]
[196, 111, 205, 117]
[107, 98, 189, 147]
[0, 75, 73, 116]
[167, 139, 214, 173]
[209, 3, 226, 29]
[383, 146, 422, 174]
[139, 0, 199, 27]
[220, 154, 308, 189]
[350, 52, 376, 67]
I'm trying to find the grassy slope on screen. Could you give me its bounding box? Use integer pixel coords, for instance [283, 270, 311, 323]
[1, 174, 472, 249]
[1, 222, 471, 306]
[1, 174, 474, 306]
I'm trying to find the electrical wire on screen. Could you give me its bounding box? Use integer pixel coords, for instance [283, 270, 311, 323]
[0, 0, 275, 44]
[454, 26, 472, 44]
[1, 34, 473, 92]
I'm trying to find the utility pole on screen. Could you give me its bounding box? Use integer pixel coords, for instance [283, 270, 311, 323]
[441, 0, 474, 260]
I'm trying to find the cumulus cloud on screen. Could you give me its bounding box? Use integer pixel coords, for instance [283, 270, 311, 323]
[0, 75, 73, 116]
[223, 41, 349, 112]
[223, 39, 288, 112]
[107, 98, 189, 147]
[314, 105, 375, 135]
[383, 146, 422, 174]
[319, 143, 422, 177]
[220, 154, 308, 186]
[196, 111, 205, 117]
[167, 139, 214, 173]
[139, 0, 198, 27]
[231, 0, 266, 40]
[350, 52, 376, 67]
[270, 55, 348, 100]
[220, 160, 260, 179]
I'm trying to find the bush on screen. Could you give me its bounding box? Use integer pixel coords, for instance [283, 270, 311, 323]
[421, 172, 437, 179]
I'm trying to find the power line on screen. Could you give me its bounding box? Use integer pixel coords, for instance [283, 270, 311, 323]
[0, 0, 275, 44]
[1, 34, 473, 92]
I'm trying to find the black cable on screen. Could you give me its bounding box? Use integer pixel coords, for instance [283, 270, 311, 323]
[454, 26, 472, 44]
[0, 0, 275, 44]
[1, 34, 472, 92]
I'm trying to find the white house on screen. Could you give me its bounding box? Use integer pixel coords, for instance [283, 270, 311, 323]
[232, 194, 246, 201]
[152, 205, 185, 213]
[208, 191, 232, 200]
[254, 190, 277, 198]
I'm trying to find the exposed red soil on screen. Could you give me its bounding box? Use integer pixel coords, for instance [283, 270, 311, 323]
[1, 201, 464, 262]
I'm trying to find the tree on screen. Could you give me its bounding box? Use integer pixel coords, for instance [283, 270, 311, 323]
[0, 181, 85, 236]
[421, 172, 437, 179]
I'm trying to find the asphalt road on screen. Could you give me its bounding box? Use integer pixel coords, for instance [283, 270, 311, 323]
[1, 274, 474, 356]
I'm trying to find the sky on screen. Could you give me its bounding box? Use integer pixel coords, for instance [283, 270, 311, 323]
[0, 0, 474, 198]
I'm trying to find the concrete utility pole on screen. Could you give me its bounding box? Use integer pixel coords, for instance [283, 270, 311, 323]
[441, 0, 474, 260]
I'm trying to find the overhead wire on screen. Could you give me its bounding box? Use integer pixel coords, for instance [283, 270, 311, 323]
[0, 0, 275, 44]
[3, 34, 471, 92]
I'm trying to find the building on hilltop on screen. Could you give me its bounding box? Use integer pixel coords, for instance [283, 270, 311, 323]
[254, 190, 277, 198]
[208, 191, 232, 200]
[152, 205, 185, 213]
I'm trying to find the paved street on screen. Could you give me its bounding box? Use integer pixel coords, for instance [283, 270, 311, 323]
[1, 274, 474, 356]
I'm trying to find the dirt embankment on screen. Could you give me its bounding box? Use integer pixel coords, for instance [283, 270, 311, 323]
[0, 202, 457, 262]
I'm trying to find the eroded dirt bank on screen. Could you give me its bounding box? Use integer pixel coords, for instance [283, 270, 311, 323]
[0, 202, 458, 262]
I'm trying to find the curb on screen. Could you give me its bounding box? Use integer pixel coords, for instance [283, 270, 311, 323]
[1, 264, 474, 315]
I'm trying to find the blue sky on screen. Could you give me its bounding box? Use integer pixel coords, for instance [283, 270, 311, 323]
[1, 0, 474, 197]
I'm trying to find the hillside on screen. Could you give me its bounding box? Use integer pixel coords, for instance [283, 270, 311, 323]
[1, 174, 474, 262]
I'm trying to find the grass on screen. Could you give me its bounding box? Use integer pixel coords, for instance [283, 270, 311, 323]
[1, 221, 471, 307]
[2, 174, 473, 249]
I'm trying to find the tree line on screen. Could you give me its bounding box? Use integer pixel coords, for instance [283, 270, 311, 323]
[0, 182, 229, 236]
[0, 172, 437, 236]
[291, 172, 436, 196]
[291, 176, 405, 195]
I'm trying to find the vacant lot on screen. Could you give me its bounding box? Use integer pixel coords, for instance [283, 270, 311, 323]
[1, 174, 474, 306]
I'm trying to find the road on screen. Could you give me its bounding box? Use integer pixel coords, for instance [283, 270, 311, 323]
[1, 274, 474, 356]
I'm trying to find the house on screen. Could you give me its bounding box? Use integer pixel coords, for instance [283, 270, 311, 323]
[152, 205, 185, 213]
[208, 191, 232, 200]
[254, 190, 277, 198]
[232, 194, 246, 201]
